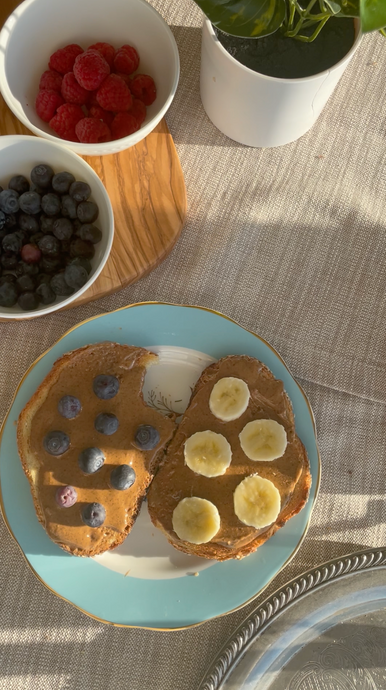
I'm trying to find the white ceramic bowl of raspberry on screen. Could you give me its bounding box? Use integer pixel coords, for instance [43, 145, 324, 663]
[0, 0, 180, 155]
[0, 135, 114, 319]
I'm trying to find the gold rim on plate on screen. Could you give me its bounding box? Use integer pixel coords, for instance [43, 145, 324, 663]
[0, 301, 321, 631]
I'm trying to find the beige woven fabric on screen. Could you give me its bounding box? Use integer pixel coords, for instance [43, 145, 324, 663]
[1, 0, 386, 688]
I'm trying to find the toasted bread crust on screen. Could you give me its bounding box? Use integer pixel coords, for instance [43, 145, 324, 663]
[148, 355, 312, 561]
[17, 342, 171, 557]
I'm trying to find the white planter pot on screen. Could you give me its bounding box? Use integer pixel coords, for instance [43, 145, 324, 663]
[200, 19, 361, 147]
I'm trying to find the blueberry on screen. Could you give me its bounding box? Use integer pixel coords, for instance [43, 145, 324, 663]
[16, 274, 36, 292]
[38, 234, 61, 257]
[58, 395, 82, 419]
[0, 281, 18, 307]
[0, 274, 16, 285]
[39, 215, 56, 234]
[18, 291, 39, 310]
[19, 261, 39, 276]
[31, 164, 54, 189]
[76, 224, 102, 244]
[19, 191, 41, 215]
[77, 201, 99, 224]
[78, 447, 105, 474]
[64, 263, 88, 289]
[95, 413, 119, 435]
[15, 229, 29, 246]
[110, 465, 136, 491]
[55, 485, 77, 508]
[69, 181, 91, 202]
[52, 171, 75, 195]
[19, 213, 40, 234]
[134, 425, 160, 450]
[30, 182, 47, 195]
[0, 211, 6, 230]
[70, 238, 94, 259]
[41, 193, 61, 217]
[43, 430, 70, 455]
[60, 239, 71, 255]
[53, 218, 73, 241]
[30, 232, 45, 246]
[0, 190, 20, 214]
[93, 374, 120, 400]
[36, 273, 52, 285]
[2, 233, 22, 254]
[82, 502, 106, 528]
[35, 282, 56, 305]
[40, 257, 62, 274]
[8, 175, 29, 195]
[1, 253, 18, 270]
[5, 263, 24, 278]
[50, 273, 74, 296]
[61, 195, 78, 219]
[4, 213, 17, 229]
[67, 256, 92, 274]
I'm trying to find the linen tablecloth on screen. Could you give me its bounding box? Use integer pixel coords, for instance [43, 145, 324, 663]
[1, 1, 386, 688]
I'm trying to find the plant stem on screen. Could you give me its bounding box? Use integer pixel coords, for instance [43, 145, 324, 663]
[283, 0, 332, 41]
[294, 15, 330, 41]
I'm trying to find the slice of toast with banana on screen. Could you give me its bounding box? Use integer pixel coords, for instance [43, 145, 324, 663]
[147, 355, 311, 561]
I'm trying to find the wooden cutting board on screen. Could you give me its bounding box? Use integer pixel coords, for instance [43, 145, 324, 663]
[0, 0, 186, 310]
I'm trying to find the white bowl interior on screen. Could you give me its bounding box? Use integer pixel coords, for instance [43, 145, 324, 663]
[0, 0, 179, 154]
[0, 136, 113, 319]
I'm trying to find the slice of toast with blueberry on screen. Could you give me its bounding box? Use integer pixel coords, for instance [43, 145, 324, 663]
[17, 341, 176, 557]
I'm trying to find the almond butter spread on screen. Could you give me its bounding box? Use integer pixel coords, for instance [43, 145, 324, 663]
[148, 356, 309, 554]
[23, 343, 176, 554]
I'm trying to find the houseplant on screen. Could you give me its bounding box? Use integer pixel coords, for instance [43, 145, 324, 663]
[197, 0, 386, 147]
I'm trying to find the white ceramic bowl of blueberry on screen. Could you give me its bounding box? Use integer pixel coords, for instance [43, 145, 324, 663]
[0, 135, 114, 319]
[0, 0, 180, 155]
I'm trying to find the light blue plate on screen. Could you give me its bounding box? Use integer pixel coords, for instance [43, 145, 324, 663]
[0, 303, 320, 630]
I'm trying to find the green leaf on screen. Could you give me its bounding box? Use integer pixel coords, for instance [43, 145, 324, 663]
[360, 0, 386, 31]
[194, 0, 286, 37]
[324, 0, 341, 13]
[334, 0, 360, 17]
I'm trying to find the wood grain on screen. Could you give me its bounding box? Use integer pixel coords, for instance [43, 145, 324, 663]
[0, 0, 186, 310]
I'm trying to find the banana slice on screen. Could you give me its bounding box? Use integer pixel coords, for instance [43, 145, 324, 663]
[172, 497, 221, 544]
[184, 430, 232, 477]
[239, 419, 287, 462]
[234, 475, 281, 529]
[209, 377, 250, 422]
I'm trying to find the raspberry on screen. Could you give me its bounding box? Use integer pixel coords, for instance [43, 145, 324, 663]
[49, 44, 83, 75]
[39, 70, 63, 93]
[89, 105, 114, 127]
[114, 72, 132, 87]
[130, 74, 157, 106]
[49, 103, 84, 141]
[75, 117, 111, 143]
[130, 98, 146, 126]
[111, 112, 139, 140]
[96, 74, 132, 111]
[113, 45, 139, 75]
[88, 42, 115, 68]
[61, 72, 89, 105]
[73, 49, 110, 91]
[87, 90, 99, 107]
[35, 90, 64, 122]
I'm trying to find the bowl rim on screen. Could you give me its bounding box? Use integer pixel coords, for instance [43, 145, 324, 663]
[0, 0, 180, 154]
[0, 134, 114, 319]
